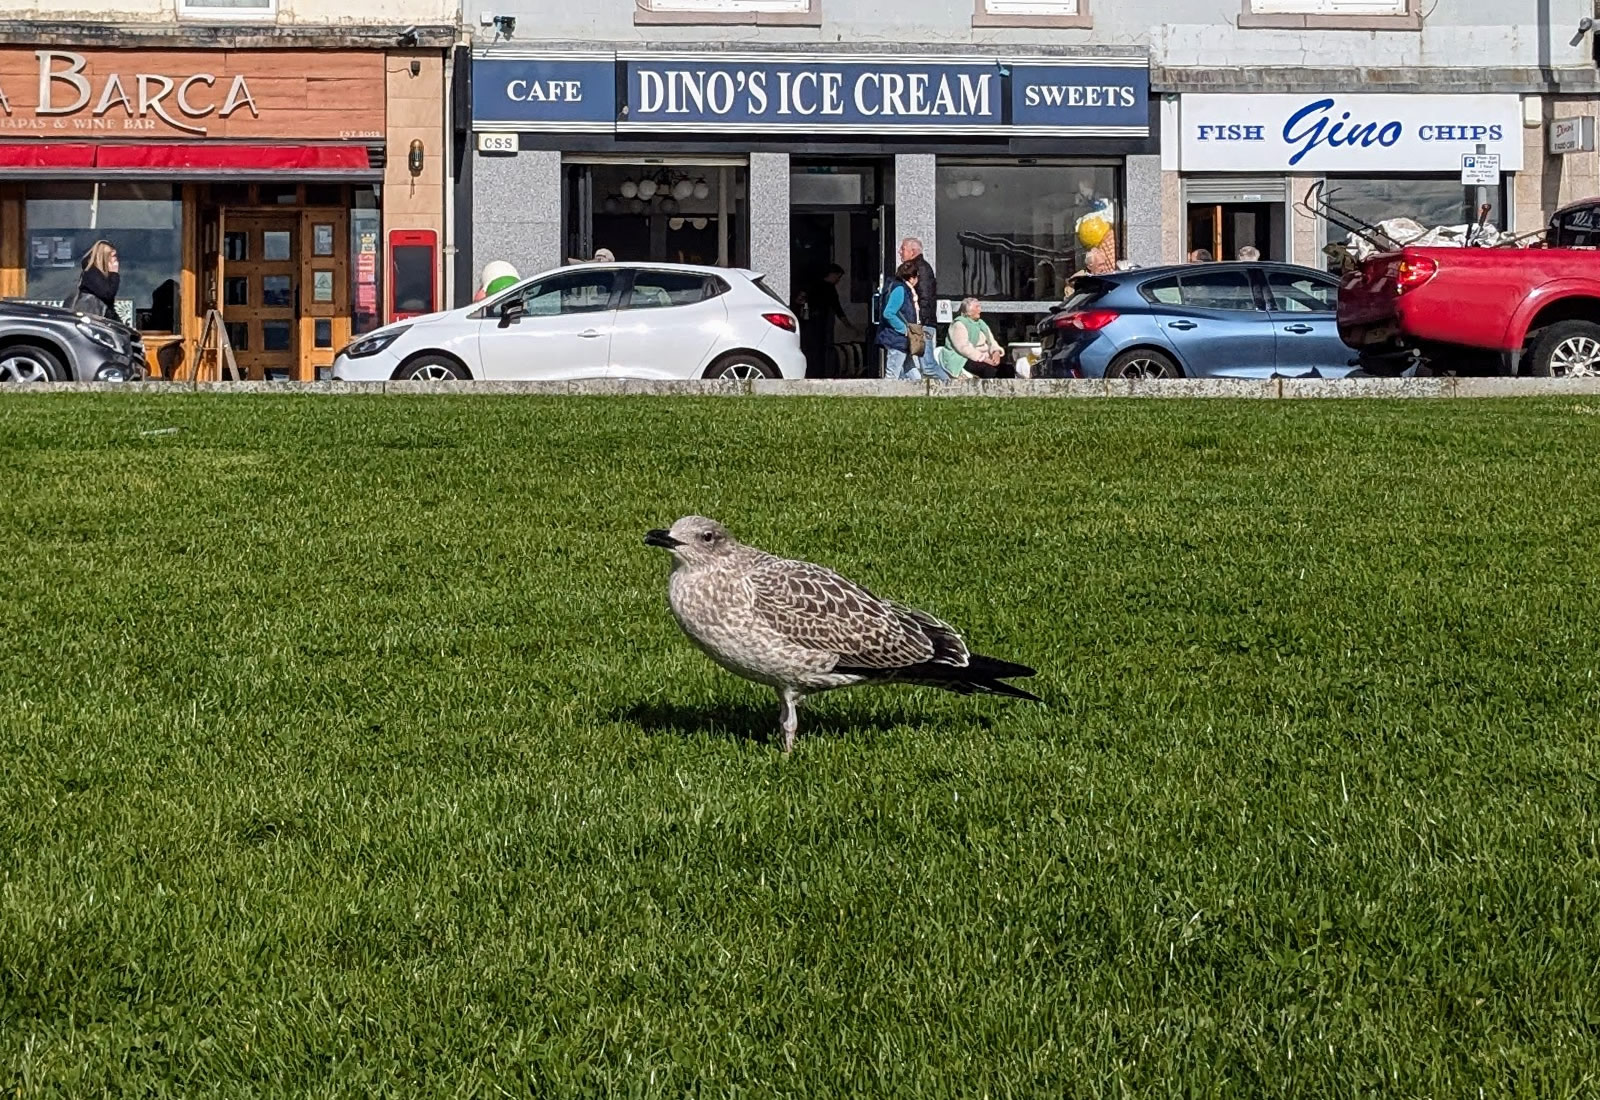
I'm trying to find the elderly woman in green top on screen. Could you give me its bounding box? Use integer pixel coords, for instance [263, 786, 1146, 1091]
[939, 297, 1007, 379]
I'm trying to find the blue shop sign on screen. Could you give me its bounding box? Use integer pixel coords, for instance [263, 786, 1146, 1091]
[1009, 61, 1148, 136]
[472, 53, 616, 132]
[621, 55, 1004, 135]
[471, 52, 1149, 138]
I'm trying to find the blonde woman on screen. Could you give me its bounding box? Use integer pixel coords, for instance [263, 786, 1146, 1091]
[70, 240, 120, 319]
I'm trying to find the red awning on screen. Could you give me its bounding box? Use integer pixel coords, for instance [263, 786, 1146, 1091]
[0, 143, 377, 178]
[0, 143, 97, 169]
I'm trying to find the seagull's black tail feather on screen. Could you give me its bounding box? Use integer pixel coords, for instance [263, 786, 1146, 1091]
[965, 654, 1037, 682]
[836, 653, 1042, 703]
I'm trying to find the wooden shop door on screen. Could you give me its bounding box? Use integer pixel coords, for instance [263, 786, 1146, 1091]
[223, 213, 301, 381]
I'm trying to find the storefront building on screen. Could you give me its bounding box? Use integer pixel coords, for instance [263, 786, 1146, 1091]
[0, 39, 453, 380]
[463, 49, 1159, 368]
[1164, 92, 1526, 268]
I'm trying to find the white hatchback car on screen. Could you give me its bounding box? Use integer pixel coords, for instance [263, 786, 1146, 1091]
[332, 262, 805, 383]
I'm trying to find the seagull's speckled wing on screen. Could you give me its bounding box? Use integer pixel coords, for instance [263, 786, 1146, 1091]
[748, 556, 969, 670]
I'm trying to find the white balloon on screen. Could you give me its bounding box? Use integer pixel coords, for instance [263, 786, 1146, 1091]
[692, 180, 711, 200]
[637, 179, 657, 199]
[620, 180, 638, 199]
[691, 217, 708, 230]
[669, 217, 685, 230]
[673, 178, 693, 200]
[956, 180, 973, 197]
[970, 181, 986, 197]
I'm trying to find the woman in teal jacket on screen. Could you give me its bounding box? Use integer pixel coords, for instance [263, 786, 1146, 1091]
[875, 261, 950, 381]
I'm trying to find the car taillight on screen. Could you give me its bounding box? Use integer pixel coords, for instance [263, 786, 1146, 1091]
[762, 312, 797, 332]
[1394, 256, 1438, 295]
[1054, 309, 1120, 332]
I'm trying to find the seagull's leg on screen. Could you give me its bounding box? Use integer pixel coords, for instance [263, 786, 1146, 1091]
[777, 686, 801, 754]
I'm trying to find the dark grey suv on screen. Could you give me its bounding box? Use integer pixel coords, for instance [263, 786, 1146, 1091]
[0, 301, 146, 384]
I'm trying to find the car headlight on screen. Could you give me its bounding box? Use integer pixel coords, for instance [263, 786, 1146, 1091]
[75, 320, 124, 353]
[339, 326, 411, 359]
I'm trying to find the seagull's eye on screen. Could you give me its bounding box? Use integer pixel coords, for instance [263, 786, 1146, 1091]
[701, 532, 716, 543]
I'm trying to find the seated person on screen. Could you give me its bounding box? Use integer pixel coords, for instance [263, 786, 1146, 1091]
[939, 297, 1007, 379]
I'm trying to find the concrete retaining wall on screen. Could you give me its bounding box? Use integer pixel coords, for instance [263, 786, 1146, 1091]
[6, 378, 1600, 398]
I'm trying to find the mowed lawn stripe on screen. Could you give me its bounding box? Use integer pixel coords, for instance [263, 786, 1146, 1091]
[1, 395, 1598, 1095]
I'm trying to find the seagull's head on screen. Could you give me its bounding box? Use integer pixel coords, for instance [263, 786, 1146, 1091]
[645, 515, 736, 566]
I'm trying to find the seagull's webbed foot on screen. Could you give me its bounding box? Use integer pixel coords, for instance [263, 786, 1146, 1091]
[777, 686, 802, 754]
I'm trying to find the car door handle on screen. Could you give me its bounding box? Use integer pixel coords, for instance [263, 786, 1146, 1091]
[579, 329, 603, 338]
[1283, 324, 1314, 334]
[1167, 321, 1198, 331]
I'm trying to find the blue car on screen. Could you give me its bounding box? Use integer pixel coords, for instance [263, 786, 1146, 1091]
[1036, 262, 1357, 380]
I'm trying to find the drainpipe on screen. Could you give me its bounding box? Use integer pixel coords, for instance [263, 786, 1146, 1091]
[1538, 0, 1555, 86]
[442, 44, 457, 309]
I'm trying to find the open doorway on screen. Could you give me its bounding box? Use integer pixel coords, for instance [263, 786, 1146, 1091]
[1187, 201, 1286, 262]
[788, 160, 892, 379]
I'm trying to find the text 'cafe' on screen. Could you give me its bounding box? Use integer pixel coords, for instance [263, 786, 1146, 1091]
[466, 50, 1158, 371]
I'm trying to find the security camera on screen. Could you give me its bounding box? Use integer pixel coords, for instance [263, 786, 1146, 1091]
[1572, 16, 1593, 47]
[493, 14, 516, 37]
[397, 25, 419, 47]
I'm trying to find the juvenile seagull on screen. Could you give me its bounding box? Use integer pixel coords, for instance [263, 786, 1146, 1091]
[644, 516, 1040, 752]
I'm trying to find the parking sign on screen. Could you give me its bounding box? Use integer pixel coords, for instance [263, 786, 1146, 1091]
[1460, 153, 1501, 186]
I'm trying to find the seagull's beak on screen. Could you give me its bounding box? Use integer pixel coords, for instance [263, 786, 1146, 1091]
[644, 529, 682, 550]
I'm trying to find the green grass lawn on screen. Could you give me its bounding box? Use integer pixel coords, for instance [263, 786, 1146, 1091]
[2, 395, 1599, 1097]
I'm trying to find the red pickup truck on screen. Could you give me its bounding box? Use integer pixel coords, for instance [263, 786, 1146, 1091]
[1337, 199, 1600, 377]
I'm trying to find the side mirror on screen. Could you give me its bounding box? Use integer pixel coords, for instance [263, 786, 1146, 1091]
[498, 298, 525, 328]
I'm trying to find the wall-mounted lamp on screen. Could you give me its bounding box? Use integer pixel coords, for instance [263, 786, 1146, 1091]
[409, 59, 420, 77]
[493, 14, 516, 37]
[408, 139, 425, 178]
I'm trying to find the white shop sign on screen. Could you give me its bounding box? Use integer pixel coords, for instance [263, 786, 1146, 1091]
[1550, 116, 1596, 155]
[1180, 94, 1524, 174]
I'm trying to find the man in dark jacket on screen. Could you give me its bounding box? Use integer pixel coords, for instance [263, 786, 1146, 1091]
[898, 237, 940, 377]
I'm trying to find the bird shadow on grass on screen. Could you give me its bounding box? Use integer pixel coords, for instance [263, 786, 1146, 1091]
[612, 698, 994, 747]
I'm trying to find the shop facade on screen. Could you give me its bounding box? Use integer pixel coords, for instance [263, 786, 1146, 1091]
[463, 49, 1159, 371]
[0, 43, 451, 380]
[1163, 92, 1532, 269]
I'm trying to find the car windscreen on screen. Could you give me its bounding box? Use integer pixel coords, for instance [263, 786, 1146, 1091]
[1550, 202, 1600, 247]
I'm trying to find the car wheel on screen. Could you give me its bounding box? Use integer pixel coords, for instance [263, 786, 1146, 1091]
[1527, 321, 1600, 378]
[392, 356, 469, 382]
[703, 354, 778, 381]
[0, 344, 65, 384]
[1105, 348, 1181, 379]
